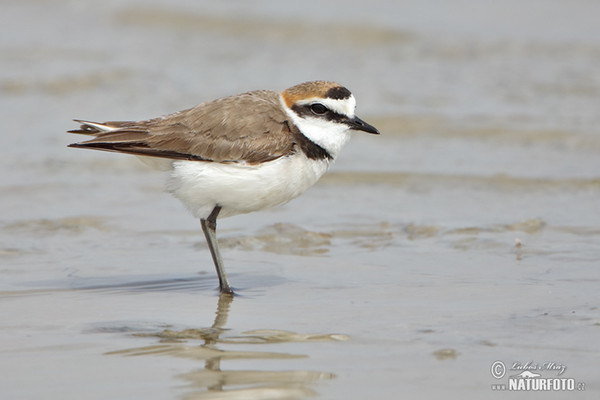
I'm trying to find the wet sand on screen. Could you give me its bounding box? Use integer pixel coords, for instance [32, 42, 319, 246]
[1, 1, 599, 399]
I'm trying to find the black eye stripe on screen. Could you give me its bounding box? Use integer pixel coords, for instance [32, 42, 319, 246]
[291, 104, 348, 124]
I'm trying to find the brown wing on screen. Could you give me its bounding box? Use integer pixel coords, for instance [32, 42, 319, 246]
[68, 90, 295, 163]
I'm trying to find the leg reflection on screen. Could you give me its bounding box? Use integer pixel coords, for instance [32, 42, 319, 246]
[107, 293, 338, 399]
[204, 292, 233, 391]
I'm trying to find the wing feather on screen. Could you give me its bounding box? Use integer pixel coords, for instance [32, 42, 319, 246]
[68, 90, 295, 164]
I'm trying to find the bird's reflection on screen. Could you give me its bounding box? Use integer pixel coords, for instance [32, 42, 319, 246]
[107, 293, 343, 399]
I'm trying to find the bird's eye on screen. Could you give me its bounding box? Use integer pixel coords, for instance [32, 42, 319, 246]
[310, 103, 328, 115]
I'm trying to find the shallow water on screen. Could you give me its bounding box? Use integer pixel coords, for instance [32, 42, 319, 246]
[1, 1, 599, 398]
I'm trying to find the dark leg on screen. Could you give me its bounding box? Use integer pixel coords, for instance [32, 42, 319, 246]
[200, 206, 233, 294]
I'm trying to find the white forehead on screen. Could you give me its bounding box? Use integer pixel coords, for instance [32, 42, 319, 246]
[297, 95, 356, 118]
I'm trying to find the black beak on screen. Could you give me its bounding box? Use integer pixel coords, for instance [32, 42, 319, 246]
[347, 116, 380, 135]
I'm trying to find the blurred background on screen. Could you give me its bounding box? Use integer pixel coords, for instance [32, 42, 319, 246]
[1, 1, 599, 399]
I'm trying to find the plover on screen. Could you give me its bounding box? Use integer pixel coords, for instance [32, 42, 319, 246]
[68, 81, 379, 294]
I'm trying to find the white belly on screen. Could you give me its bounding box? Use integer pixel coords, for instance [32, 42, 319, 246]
[166, 153, 330, 219]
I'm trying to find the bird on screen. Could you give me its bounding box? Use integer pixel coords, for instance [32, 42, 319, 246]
[68, 80, 379, 294]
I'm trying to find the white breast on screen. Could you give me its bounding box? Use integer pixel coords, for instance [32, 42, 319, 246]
[166, 154, 331, 219]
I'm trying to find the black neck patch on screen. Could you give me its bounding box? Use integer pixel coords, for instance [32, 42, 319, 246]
[326, 86, 352, 100]
[285, 121, 332, 161]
